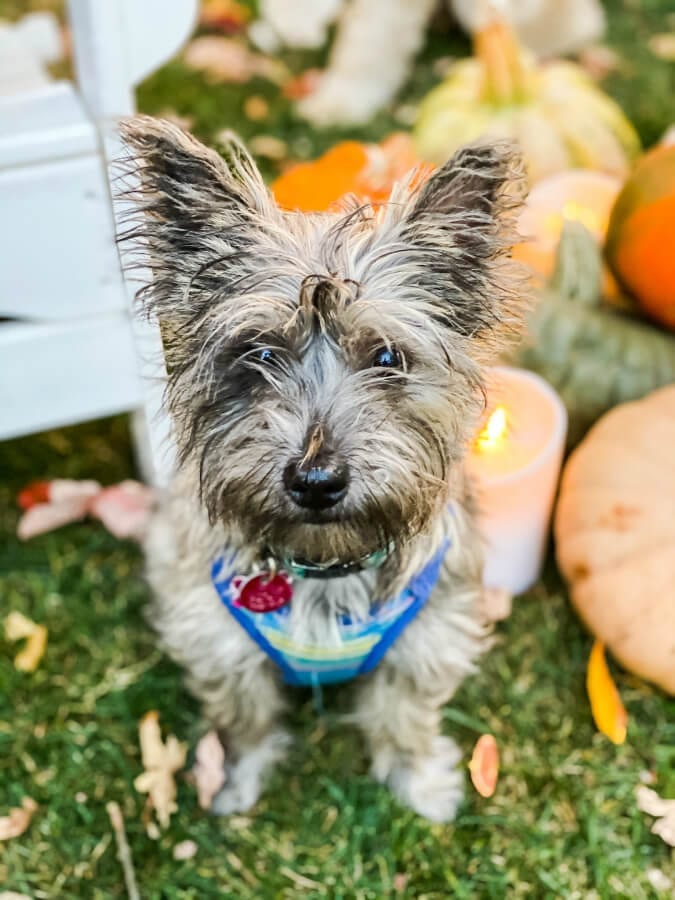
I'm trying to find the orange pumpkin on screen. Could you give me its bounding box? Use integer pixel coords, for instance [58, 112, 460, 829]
[555, 385, 675, 694]
[605, 145, 675, 330]
[271, 134, 428, 213]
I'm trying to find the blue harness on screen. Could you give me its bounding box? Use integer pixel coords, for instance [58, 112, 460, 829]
[211, 542, 448, 687]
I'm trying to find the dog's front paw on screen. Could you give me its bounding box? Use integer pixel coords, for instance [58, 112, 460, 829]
[210, 730, 291, 816]
[211, 773, 260, 816]
[377, 736, 465, 823]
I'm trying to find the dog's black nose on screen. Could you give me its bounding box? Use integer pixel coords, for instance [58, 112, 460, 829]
[283, 461, 349, 510]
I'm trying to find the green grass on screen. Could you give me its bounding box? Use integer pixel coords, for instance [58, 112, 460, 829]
[2, 1, 675, 896]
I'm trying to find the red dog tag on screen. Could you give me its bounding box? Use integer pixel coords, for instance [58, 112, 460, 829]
[230, 571, 292, 613]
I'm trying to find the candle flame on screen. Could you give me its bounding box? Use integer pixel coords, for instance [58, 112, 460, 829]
[476, 405, 508, 451]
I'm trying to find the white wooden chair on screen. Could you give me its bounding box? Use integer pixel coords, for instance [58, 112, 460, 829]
[0, 0, 199, 483]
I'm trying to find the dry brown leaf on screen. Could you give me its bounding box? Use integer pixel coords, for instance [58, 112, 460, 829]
[243, 95, 269, 121]
[89, 481, 156, 541]
[192, 730, 226, 810]
[636, 786, 675, 847]
[649, 33, 675, 61]
[586, 641, 627, 745]
[468, 734, 499, 798]
[183, 36, 288, 85]
[133, 712, 187, 829]
[578, 44, 623, 79]
[173, 839, 198, 861]
[282, 68, 321, 100]
[17, 478, 100, 539]
[0, 797, 38, 841]
[156, 109, 195, 131]
[248, 135, 288, 161]
[5, 611, 48, 672]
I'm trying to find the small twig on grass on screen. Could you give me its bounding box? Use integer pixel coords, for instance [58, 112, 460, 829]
[106, 801, 140, 900]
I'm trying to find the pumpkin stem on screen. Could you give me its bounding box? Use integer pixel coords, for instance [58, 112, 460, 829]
[475, 16, 532, 105]
[550, 221, 603, 307]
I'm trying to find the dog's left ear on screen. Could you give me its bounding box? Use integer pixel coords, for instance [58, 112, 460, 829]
[399, 142, 527, 343]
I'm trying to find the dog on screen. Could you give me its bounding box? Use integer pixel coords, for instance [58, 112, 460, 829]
[118, 117, 526, 822]
[253, 0, 606, 126]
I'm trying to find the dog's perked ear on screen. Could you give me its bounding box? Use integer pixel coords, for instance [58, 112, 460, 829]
[116, 116, 278, 335]
[398, 141, 527, 352]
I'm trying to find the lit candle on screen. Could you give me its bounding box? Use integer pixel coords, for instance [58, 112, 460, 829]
[467, 367, 567, 594]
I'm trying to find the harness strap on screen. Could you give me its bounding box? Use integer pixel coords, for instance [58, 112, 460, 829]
[212, 540, 449, 687]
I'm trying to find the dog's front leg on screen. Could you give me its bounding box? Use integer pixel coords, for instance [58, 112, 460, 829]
[353, 587, 485, 823]
[189, 659, 291, 816]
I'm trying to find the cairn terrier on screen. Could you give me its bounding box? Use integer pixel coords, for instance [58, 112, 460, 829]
[119, 117, 525, 822]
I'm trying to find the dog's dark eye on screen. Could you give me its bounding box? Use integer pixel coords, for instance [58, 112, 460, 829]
[372, 346, 402, 369]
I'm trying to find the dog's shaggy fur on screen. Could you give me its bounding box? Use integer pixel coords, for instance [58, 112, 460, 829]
[118, 117, 526, 822]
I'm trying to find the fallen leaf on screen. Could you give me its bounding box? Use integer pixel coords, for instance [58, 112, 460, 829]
[479, 587, 513, 624]
[282, 68, 321, 100]
[636, 785, 675, 847]
[5, 612, 48, 672]
[586, 640, 627, 745]
[17, 478, 100, 540]
[200, 0, 250, 32]
[133, 712, 187, 829]
[157, 109, 195, 131]
[578, 44, 623, 79]
[17, 478, 154, 542]
[183, 36, 288, 85]
[469, 734, 499, 798]
[243, 95, 269, 121]
[0, 797, 38, 841]
[393, 103, 418, 127]
[192, 730, 226, 809]
[646, 868, 673, 892]
[248, 135, 288, 161]
[89, 481, 156, 541]
[393, 873, 408, 891]
[649, 33, 675, 61]
[173, 839, 198, 860]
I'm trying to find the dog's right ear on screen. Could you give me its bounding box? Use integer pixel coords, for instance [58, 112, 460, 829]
[118, 115, 275, 241]
[116, 117, 278, 331]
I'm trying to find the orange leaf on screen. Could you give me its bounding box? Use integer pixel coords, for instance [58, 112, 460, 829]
[17, 481, 51, 510]
[586, 640, 627, 744]
[469, 734, 499, 797]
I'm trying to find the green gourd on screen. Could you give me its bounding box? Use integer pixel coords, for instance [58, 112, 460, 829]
[512, 221, 675, 447]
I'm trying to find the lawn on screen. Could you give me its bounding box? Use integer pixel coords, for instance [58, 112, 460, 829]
[1, 1, 674, 897]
